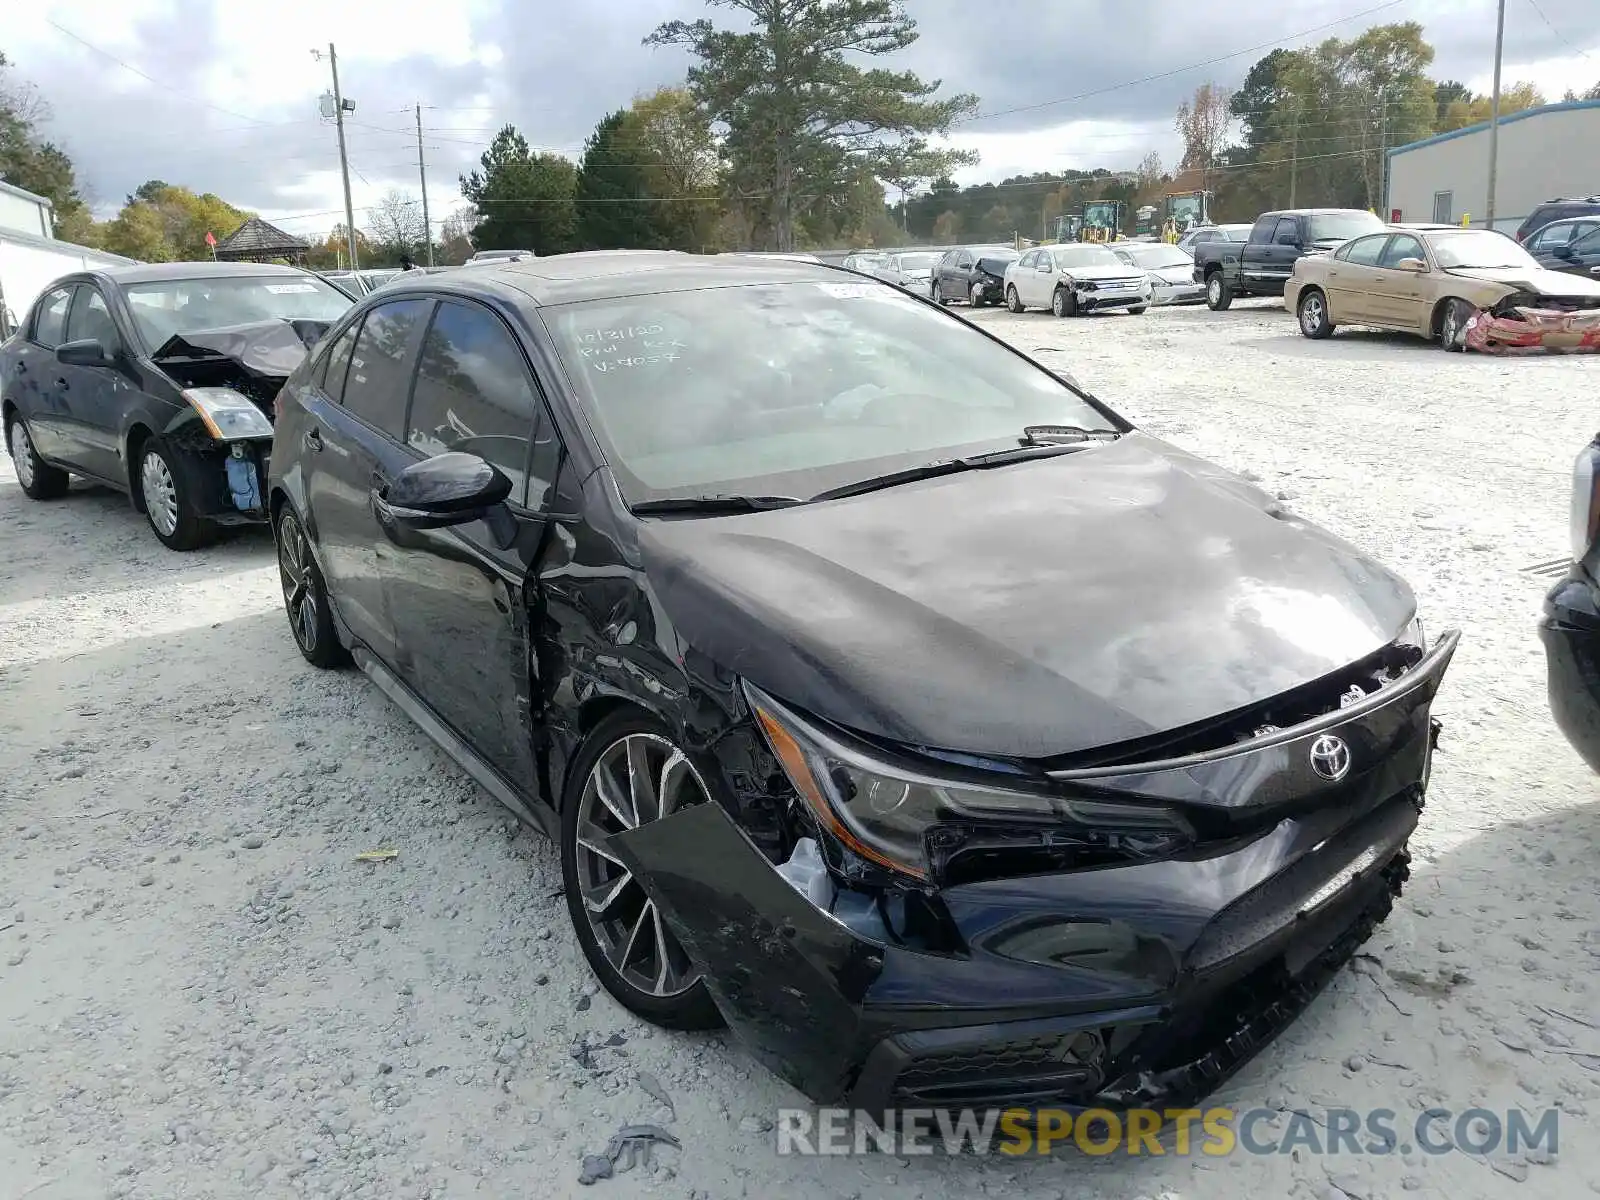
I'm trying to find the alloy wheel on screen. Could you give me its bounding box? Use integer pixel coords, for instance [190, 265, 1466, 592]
[277, 512, 319, 654]
[140, 449, 179, 537]
[573, 734, 706, 998]
[9, 421, 35, 489]
[1300, 294, 1325, 335]
[1441, 304, 1463, 349]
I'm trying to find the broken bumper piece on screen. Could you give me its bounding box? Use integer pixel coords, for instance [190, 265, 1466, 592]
[605, 720, 1439, 1113]
[1464, 304, 1600, 354]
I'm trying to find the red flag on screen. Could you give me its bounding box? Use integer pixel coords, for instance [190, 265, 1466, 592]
[204, 231, 217, 247]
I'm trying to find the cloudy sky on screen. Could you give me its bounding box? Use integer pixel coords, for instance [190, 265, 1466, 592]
[6, 0, 1600, 241]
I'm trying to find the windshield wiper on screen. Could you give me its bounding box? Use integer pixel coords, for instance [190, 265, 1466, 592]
[1020, 424, 1121, 446]
[631, 494, 805, 515]
[811, 438, 1113, 504]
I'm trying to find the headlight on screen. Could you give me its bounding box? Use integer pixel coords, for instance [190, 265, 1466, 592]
[1570, 441, 1600, 562]
[183, 387, 274, 441]
[745, 683, 1191, 882]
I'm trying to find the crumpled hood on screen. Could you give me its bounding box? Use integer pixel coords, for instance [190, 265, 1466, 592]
[151, 318, 336, 382]
[1447, 266, 1600, 298]
[639, 433, 1415, 760]
[1060, 264, 1146, 284]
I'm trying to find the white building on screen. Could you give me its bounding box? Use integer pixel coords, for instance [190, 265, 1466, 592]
[0, 179, 54, 239]
[0, 180, 137, 337]
[1385, 100, 1600, 233]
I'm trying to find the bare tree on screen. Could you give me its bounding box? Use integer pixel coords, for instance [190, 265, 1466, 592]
[1175, 82, 1234, 190]
[365, 188, 426, 258]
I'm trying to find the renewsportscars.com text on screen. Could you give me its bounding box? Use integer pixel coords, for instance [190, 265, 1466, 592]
[775, 1106, 1560, 1158]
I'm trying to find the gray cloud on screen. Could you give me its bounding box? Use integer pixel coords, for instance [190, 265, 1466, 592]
[17, 0, 1600, 231]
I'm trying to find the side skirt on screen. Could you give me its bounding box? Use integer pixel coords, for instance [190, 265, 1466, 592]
[350, 645, 557, 840]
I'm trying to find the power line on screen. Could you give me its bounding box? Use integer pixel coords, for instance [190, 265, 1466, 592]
[1525, 0, 1594, 60]
[43, 18, 274, 127]
[964, 0, 1410, 123]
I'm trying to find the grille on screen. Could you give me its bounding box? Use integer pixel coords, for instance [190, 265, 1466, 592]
[892, 1030, 1106, 1107]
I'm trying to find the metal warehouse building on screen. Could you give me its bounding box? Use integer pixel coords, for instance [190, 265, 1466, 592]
[1385, 99, 1600, 233]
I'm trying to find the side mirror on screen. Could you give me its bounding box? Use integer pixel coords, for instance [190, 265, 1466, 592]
[1395, 257, 1428, 272]
[373, 452, 512, 531]
[1591, 265, 1600, 277]
[56, 338, 116, 367]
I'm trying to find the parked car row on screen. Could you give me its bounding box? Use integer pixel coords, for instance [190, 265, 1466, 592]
[3, 248, 1459, 1118]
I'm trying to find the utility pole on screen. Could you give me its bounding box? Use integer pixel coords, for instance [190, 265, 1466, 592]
[314, 44, 360, 271]
[415, 104, 435, 267]
[1486, 0, 1507, 228]
[1288, 99, 1300, 208]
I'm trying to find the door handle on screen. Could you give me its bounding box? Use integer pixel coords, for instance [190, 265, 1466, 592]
[56, 377, 69, 392]
[13, 360, 25, 374]
[303, 427, 322, 452]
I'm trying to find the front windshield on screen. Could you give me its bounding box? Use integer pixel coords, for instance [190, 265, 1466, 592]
[124, 275, 353, 350]
[1429, 231, 1541, 270]
[541, 281, 1115, 504]
[1307, 212, 1385, 243]
[1054, 246, 1122, 268]
[1124, 245, 1192, 269]
[896, 252, 941, 271]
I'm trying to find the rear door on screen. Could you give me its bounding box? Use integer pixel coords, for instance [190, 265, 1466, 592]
[1365, 232, 1429, 328]
[1323, 234, 1390, 322]
[378, 298, 560, 795]
[11, 285, 77, 463]
[56, 285, 133, 483]
[301, 296, 432, 664]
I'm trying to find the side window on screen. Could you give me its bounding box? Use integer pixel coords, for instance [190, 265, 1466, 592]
[1272, 217, 1301, 246]
[1573, 225, 1600, 253]
[1341, 235, 1387, 266]
[957, 251, 973, 268]
[1249, 215, 1276, 243]
[32, 286, 74, 349]
[341, 299, 431, 437]
[1378, 234, 1424, 268]
[316, 320, 360, 397]
[1018, 250, 1037, 268]
[938, 251, 956, 269]
[405, 300, 551, 506]
[65, 289, 120, 350]
[1532, 223, 1576, 251]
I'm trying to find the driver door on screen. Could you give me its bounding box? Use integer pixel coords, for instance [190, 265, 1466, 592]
[1030, 252, 1056, 307]
[57, 285, 132, 483]
[377, 298, 560, 796]
[1365, 233, 1429, 329]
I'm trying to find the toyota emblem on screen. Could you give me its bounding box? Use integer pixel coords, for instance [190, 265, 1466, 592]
[1309, 734, 1352, 782]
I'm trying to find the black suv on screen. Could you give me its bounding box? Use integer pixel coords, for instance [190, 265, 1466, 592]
[267, 250, 1456, 1112]
[1524, 215, 1600, 278]
[1516, 198, 1600, 245]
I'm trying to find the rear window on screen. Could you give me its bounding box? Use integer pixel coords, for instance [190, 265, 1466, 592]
[31, 286, 73, 349]
[1307, 212, 1384, 243]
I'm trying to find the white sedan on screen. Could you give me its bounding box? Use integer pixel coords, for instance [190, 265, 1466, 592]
[1003, 244, 1152, 317]
[1111, 242, 1207, 305]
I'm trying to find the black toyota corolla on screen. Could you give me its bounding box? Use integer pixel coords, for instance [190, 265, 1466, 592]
[267, 250, 1457, 1113]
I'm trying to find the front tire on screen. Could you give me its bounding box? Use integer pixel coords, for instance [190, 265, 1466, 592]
[561, 711, 723, 1031]
[1439, 298, 1472, 351]
[7, 416, 70, 500]
[276, 505, 349, 668]
[138, 439, 215, 550]
[1006, 285, 1024, 313]
[1297, 288, 1333, 339]
[1205, 271, 1233, 311]
[968, 282, 986, 307]
[1052, 286, 1077, 318]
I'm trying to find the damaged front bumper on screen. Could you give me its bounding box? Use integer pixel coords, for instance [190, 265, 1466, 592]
[607, 631, 1459, 1112]
[1464, 301, 1600, 354]
[161, 431, 272, 524]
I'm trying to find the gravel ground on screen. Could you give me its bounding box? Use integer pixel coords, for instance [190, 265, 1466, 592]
[4, 297, 1600, 1199]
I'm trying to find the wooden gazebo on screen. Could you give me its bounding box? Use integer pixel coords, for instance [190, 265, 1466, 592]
[213, 216, 310, 265]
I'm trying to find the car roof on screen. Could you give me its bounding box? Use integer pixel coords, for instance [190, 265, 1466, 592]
[356, 248, 874, 307]
[90, 261, 320, 285]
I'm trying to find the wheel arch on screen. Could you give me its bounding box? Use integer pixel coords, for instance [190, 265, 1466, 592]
[1429, 295, 1471, 338]
[123, 423, 156, 511]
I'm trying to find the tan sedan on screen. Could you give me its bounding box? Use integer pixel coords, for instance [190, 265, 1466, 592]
[1285, 226, 1600, 352]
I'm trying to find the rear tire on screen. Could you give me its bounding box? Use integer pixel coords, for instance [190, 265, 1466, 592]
[1297, 288, 1334, 339]
[1205, 271, 1233, 311]
[137, 439, 215, 551]
[561, 710, 724, 1031]
[1006, 285, 1024, 313]
[6, 416, 70, 500]
[276, 505, 349, 668]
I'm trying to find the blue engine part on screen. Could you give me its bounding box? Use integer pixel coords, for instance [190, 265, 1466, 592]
[225, 454, 262, 512]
